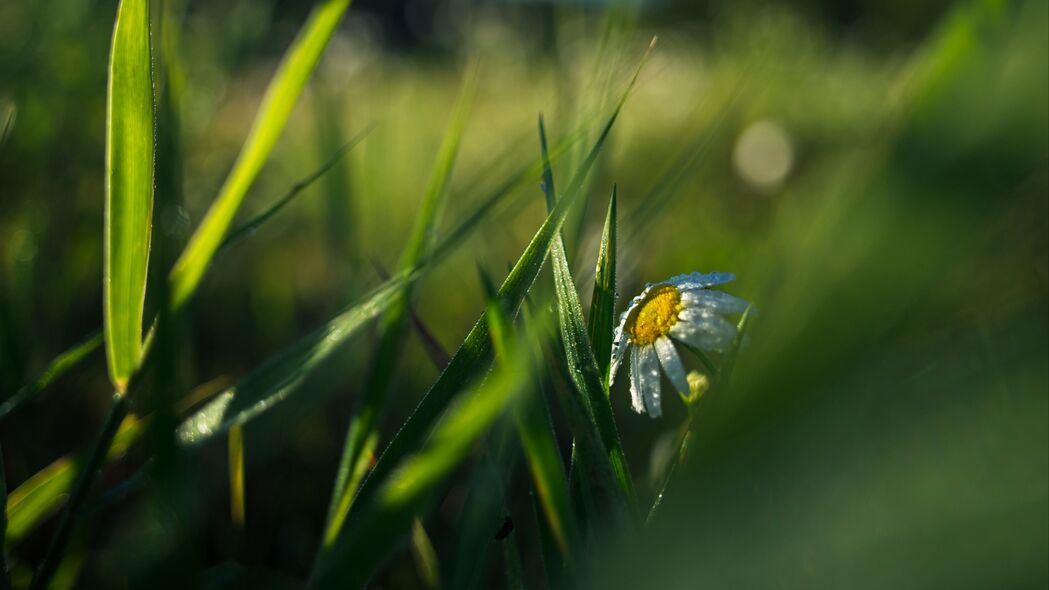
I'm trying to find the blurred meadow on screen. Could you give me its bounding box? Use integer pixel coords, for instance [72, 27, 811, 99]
[1, 0, 1047, 588]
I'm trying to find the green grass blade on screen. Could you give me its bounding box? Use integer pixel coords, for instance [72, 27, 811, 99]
[538, 115, 637, 516]
[587, 187, 617, 388]
[306, 311, 544, 589]
[219, 124, 374, 252]
[324, 62, 479, 542]
[3, 414, 143, 546]
[500, 296, 577, 561]
[228, 425, 246, 531]
[342, 47, 652, 528]
[0, 132, 363, 424]
[447, 420, 518, 590]
[513, 381, 575, 560]
[175, 274, 410, 445]
[29, 395, 131, 590]
[530, 489, 563, 589]
[4, 379, 228, 548]
[103, 0, 155, 392]
[410, 519, 441, 590]
[167, 0, 352, 311]
[0, 333, 102, 422]
[174, 125, 569, 451]
[502, 524, 528, 590]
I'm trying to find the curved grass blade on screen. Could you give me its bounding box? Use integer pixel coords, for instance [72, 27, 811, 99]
[513, 377, 576, 560]
[306, 309, 545, 589]
[219, 124, 374, 251]
[339, 46, 653, 533]
[0, 333, 102, 422]
[174, 129, 576, 450]
[5, 378, 228, 547]
[29, 394, 131, 590]
[5, 415, 144, 546]
[410, 519, 441, 590]
[103, 0, 155, 392]
[0, 132, 368, 424]
[447, 418, 518, 590]
[496, 293, 577, 561]
[168, 0, 353, 311]
[324, 62, 479, 543]
[538, 115, 637, 516]
[587, 186, 617, 388]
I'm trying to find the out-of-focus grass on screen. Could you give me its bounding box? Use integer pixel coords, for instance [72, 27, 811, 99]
[1, 0, 1045, 587]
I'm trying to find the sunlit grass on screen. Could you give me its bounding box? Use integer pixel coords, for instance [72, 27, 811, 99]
[1, 1, 1046, 588]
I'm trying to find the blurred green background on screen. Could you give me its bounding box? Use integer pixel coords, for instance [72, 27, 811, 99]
[1, 0, 1046, 588]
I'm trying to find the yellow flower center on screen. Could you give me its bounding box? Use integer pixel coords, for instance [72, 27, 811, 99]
[626, 284, 682, 346]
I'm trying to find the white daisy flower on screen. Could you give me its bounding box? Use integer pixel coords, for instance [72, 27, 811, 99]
[609, 272, 749, 418]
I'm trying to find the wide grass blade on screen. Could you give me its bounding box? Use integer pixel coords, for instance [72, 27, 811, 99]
[0, 132, 368, 424]
[306, 309, 544, 589]
[173, 129, 575, 449]
[103, 0, 155, 391]
[339, 45, 653, 535]
[0, 333, 102, 422]
[324, 62, 479, 543]
[538, 114, 637, 515]
[410, 519, 441, 590]
[587, 187, 617, 388]
[6, 415, 143, 546]
[5, 378, 229, 547]
[492, 284, 578, 562]
[168, 0, 353, 310]
[513, 376, 576, 560]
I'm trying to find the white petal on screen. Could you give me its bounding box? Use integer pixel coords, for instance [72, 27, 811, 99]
[609, 326, 630, 387]
[680, 289, 750, 316]
[635, 345, 662, 417]
[654, 337, 689, 394]
[667, 272, 735, 291]
[628, 347, 646, 414]
[670, 314, 737, 353]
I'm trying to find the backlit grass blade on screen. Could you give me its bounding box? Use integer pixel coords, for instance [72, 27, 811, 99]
[228, 425, 246, 531]
[103, 0, 154, 391]
[447, 420, 518, 590]
[324, 62, 479, 543]
[531, 488, 563, 588]
[0, 333, 102, 422]
[410, 519, 441, 590]
[342, 45, 652, 527]
[174, 130, 574, 450]
[538, 115, 636, 515]
[494, 289, 577, 561]
[5, 378, 229, 547]
[219, 124, 374, 251]
[306, 310, 544, 589]
[513, 378, 576, 560]
[0, 134, 368, 424]
[168, 0, 353, 311]
[588, 187, 617, 388]
[28, 395, 132, 590]
[4, 415, 144, 544]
